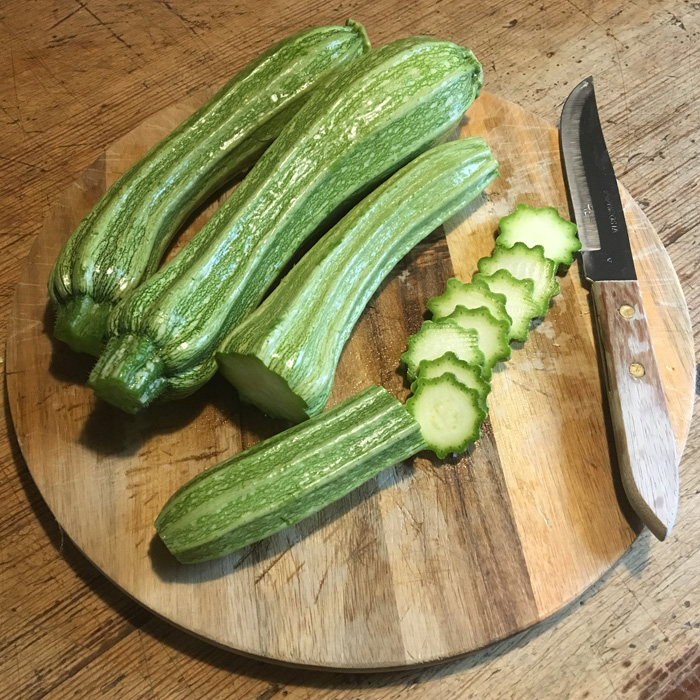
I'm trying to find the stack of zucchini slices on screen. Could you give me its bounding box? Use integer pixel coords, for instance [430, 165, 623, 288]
[403, 203, 580, 458]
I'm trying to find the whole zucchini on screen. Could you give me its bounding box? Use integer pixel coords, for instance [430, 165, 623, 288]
[90, 37, 484, 413]
[48, 21, 370, 356]
[217, 138, 499, 422]
[155, 385, 425, 563]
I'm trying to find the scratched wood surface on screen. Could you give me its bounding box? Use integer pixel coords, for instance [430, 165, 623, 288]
[2, 0, 699, 697]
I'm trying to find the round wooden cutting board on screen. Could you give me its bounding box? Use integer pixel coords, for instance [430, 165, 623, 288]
[6, 92, 695, 670]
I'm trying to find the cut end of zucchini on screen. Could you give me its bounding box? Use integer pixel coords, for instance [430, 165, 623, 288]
[216, 351, 310, 424]
[88, 334, 167, 413]
[53, 296, 112, 357]
[407, 374, 485, 459]
[496, 203, 581, 267]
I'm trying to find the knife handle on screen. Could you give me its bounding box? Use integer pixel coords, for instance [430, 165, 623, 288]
[590, 279, 679, 540]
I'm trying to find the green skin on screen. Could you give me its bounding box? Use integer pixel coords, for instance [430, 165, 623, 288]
[217, 137, 498, 423]
[155, 385, 425, 563]
[49, 21, 371, 356]
[90, 36, 485, 412]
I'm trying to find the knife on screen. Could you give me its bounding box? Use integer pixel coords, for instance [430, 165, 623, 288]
[560, 77, 679, 541]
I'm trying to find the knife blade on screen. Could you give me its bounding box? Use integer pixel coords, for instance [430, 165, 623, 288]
[560, 77, 679, 541]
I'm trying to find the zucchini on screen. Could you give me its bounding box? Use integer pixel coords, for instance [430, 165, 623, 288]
[48, 21, 370, 356]
[444, 306, 511, 378]
[217, 138, 498, 422]
[401, 319, 485, 380]
[409, 352, 490, 410]
[427, 277, 511, 326]
[495, 203, 581, 266]
[155, 385, 425, 563]
[477, 242, 559, 314]
[155, 202, 582, 563]
[91, 36, 485, 413]
[471, 270, 540, 342]
[406, 374, 486, 459]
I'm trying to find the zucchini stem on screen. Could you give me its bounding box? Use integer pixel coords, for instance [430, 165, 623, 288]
[88, 334, 167, 413]
[53, 296, 112, 357]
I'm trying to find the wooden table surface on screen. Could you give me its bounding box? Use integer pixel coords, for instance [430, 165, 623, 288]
[1, 1, 698, 698]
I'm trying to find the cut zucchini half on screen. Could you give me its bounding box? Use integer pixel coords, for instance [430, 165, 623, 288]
[407, 374, 486, 459]
[495, 203, 581, 266]
[427, 277, 511, 326]
[472, 270, 540, 342]
[156, 385, 425, 562]
[445, 306, 511, 378]
[410, 352, 490, 411]
[477, 242, 560, 314]
[401, 319, 485, 381]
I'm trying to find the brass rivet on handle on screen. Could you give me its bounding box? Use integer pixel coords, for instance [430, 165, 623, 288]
[619, 304, 635, 318]
[629, 362, 645, 378]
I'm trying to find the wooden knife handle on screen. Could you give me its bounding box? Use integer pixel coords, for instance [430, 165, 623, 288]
[590, 279, 679, 540]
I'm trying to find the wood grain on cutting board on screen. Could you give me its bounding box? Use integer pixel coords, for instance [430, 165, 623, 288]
[6, 92, 694, 669]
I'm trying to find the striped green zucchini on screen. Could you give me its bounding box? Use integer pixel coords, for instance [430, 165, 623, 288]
[48, 21, 370, 356]
[155, 385, 425, 563]
[217, 138, 498, 422]
[90, 37, 484, 413]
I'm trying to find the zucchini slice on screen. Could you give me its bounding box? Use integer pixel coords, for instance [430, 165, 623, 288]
[444, 306, 511, 378]
[401, 319, 485, 381]
[427, 277, 511, 326]
[495, 203, 581, 266]
[407, 374, 486, 459]
[410, 352, 490, 410]
[472, 270, 540, 342]
[477, 242, 560, 314]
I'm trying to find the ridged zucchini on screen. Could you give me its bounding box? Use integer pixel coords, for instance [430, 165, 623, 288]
[217, 138, 498, 423]
[48, 21, 370, 356]
[155, 385, 425, 563]
[90, 36, 484, 413]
